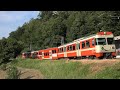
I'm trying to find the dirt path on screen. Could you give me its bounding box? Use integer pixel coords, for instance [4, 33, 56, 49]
[1, 59, 120, 79]
[0, 67, 44, 79]
[71, 59, 120, 74]
[18, 67, 44, 79]
[0, 70, 7, 79]
[69, 59, 120, 65]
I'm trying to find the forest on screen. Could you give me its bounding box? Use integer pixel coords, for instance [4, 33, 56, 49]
[0, 11, 120, 63]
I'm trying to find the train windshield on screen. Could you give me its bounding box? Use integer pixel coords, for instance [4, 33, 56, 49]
[107, 38, 114, 45]
[96, 38, 106, 45]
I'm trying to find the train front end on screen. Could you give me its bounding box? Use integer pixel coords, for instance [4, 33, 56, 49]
[94, 32, 116, 59]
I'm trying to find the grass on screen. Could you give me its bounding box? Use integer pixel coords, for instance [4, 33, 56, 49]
[9, 59, 90, 79]
[8, 58, 120, 79]
[93, 62, 120, 79]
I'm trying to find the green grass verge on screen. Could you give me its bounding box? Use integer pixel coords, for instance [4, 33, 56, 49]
[9, 58, 120, 79]
[93, 62, 120, 79]
[10, 59, 90, 79]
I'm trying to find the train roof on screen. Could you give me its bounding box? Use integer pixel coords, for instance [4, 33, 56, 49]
[74, 32, 113, 41]
[74, 34, 96, 42]
[58, 31, 113, 47]
[38, 47, 58, 51]
[58, 34, 97, 47]
[114, 36, 120, 40]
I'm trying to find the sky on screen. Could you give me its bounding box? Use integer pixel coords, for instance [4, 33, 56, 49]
[0, 11, 39, 39]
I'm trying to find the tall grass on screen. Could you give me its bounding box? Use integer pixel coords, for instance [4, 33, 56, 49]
[10, 58, 120, 79]
[6, 66, 21, 79]
[10, 59, 90, 79]
[93, 62, 120, 79]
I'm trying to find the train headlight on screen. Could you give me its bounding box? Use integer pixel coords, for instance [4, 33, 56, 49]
[104, 32, 106, 35]
[112, 46, 115, 49]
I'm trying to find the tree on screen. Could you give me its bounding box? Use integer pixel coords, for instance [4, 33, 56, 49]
[4, 11, 120, 56]
[0, 38, 24, 64]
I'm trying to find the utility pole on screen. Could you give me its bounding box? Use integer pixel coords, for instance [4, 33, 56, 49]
[30, 42, 32, 51]
[29, 25, 32, 51]
[61, 36, 64, 45]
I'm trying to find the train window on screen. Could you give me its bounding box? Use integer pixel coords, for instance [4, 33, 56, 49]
[62, 48, 63, 52]
[64, 47, 66, 52]
[107, 38, 114, 45]
[54, 50, 56, 53]
[59, 48, 61, 53]
[96, 38, 106, 45]
[60, 48, 62, 53]
[92, 39, 95, 46]
[73, 45, 75, 50]
[52, 50, 54, 54]
[86, 41, 90, 48]
[60, 48, 61, 53]
[67, 46, 69, 51]
[52, 50, 56, 54]
[79, 43, 80, 49]
[58, 48, 60, 53]
[36, 52, 38, 55]
[82, 42, 85, 48]
[70, 45, 73, 51]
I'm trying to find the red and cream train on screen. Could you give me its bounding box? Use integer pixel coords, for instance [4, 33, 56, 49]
[22, 31, 116, 60]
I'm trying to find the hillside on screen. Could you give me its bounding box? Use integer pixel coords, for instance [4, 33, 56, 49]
[8, 11, 120, 52]
[1, 11, 120, 66]
[1, 58, 119, 79]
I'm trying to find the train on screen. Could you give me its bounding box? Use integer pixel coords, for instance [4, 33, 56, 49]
[22, 31, 117, 60]
[114, 36, 120, 58]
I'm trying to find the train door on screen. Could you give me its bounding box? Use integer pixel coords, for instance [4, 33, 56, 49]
[42, 52, 44, 59]
[76, 42, 81, 57]
[49, 50, 52, 59]
[64, 46, 67, 57]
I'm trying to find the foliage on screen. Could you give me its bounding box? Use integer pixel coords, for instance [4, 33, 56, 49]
[6, 66, 21, 79]
[11, 59, 91, 79]
[10, 58, 120, 79]
[0, 38, 24, 64]
[0, 64, 7, 71]
[1, 11, 120, 64]
[8, 11, 120, 52]
[93, 62, 120, 79]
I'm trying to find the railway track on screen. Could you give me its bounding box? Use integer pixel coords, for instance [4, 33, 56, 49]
[65, 58, 120, 63]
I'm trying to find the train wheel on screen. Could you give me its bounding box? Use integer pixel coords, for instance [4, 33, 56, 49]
[89, 56, 94, 60]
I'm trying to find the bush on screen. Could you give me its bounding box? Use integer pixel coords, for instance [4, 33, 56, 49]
[6, 66, 21, 79]
[0, 64, 7, 71]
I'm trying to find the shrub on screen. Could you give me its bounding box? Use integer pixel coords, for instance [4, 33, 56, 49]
[6, 66, 21, 79]
[0, 64, 7, 71]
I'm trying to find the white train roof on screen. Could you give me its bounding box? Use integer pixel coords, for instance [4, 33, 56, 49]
[114, 36, 120, 40]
